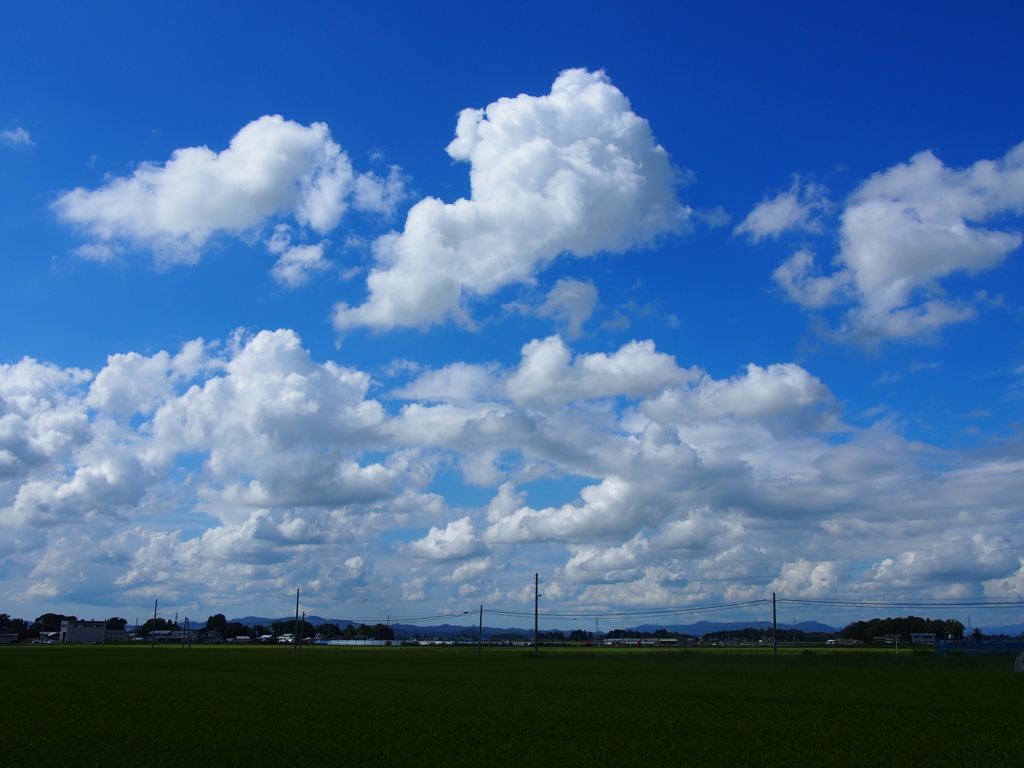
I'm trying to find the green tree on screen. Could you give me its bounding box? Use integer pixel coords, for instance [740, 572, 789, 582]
[317, 623, 342, 639]
[944, 619, 965, 640]
[538, 631, 565, 642]
[33, 613, 75, 634]
[204, 613, 228, 637]
[224, 621, 252, 639]
[137, 617, 179, 635]
[841, 616, 967, 643]
[105, 617, 127, 630]
[1, 614, 30, 638]
[8, 617, 29, 637]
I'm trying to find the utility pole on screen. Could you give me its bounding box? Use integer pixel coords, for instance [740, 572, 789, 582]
[151, 599, 158, 649]
[534, 573, 539, 655]
[478, 605, 483, 656]
[772, 593, 777, 657]
[293, 588, 300, 652]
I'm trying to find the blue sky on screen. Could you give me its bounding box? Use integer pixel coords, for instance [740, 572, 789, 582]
[3, 1, 1024, 631]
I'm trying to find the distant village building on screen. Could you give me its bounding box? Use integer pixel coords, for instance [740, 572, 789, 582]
[603, 637, 681, 647]
[59, 620, 106, 644]
[148, 629, 198, 643]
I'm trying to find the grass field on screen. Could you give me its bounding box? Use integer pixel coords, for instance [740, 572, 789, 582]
[2, 645, 1020, 766]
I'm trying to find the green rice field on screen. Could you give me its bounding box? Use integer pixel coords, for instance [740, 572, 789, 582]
[2, 645, 1020, 766]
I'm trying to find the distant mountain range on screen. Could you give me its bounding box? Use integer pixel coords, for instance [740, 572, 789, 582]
[630, 620, 837, 635]
[979, 623, 1024, 637]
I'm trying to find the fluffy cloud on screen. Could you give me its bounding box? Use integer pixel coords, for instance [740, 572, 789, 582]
[0, 358, 92, 482]
[642, 362, 837, 435]
[0, 127, 34, 148]
[484, 423, 704, 545]
[146, 330, 394, 504]
[771, 248, 849, 309]
[390, 362, 502, 406]
[506, 335, 690, 408]
[333, 68, 689, 332]
[564, 533, 650, 578]
[85, 340, 212, 416]
[402, 516, 483, 560]
[653, 508, 744, 552]
[54, 115, 404, 264]
[765, 142, 1024, 343]
[536, 279, 599, 339]
[270, 243, 332, 288]
[767, 558, 840, 599]
[735, 178, 829, 241]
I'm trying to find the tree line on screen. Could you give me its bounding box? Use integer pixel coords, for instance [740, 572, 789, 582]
[179, 614, 396, 641]
[838, 616, 966, 643]
[601, 628, 696, 641]
[0, 612, 129, 638]
[0, 610, 1011, 644]
[0, 611, 396, 642]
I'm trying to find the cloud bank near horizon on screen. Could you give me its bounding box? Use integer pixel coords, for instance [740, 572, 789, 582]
[2, 329, 1021, 618]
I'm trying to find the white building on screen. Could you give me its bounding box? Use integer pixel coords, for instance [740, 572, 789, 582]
[59, 620, 106, 644]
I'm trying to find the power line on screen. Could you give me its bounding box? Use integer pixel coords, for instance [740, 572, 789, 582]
[484, 598, 770, 621]
[778, 597, 1024, 609]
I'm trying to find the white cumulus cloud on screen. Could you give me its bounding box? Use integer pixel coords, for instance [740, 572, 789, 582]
[403, 516, 483, 560]
[270, 243, 332, 288]
[506, 335, 690, 408]
[536, 278, 599, 339]
[333, 68, 689, 332]
[53, 115, 404, 264]
[767, 142, 1024, 344]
